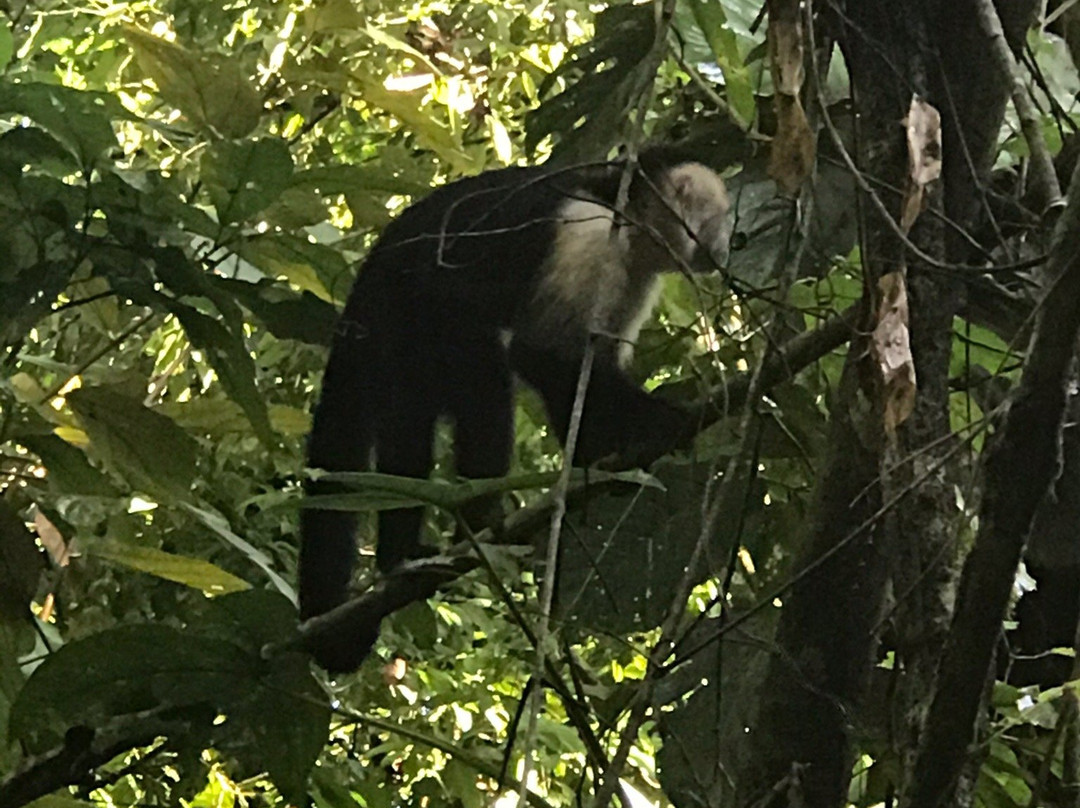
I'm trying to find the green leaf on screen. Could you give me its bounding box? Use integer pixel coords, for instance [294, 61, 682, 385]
[234, 653, 329, 802]
[306, 469, 659, 513]
[235, 234, 346, 302]
[9, 624, 253, 752]
[210, 276, 338, 346]
[182, 504, 296, 601]
[90, 540, 250, 595]
[354, 72, 473, 171]
[158, 398, 253, 435]
[0, 260, 80, 346]
[0, 82, 125, 163]
[0, 22, 13, 72]
[308, 466, 552, 512]
[393, 602, 439, 651]
[0, 126, 78, 176]
[305, 0, 364, 32]
[20, 435, 118, 496]
[525, 4, 656, 159]
[24, 796, 93, 808]
[293, 162, 432, 198]
[688, 0, 755, 127]
[186, 591, 331, 802]
[125, 26, 261, 138]
[201, 138, 295, 225]
[66, 387, 199, 502]
[165, 301, 274, 445]
[10, 592, 328, 801]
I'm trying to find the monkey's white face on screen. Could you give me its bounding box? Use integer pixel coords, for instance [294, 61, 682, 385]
[687, 210, 732, 272]
[668, 162, 732, 273]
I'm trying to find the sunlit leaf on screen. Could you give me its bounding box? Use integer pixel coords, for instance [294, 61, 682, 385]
[90, 540, 250, 595]
[125, 26, 261, 138]
[165, 301, 274, 446]
[235, 235, 344, 302]
[688, 0, 755, 127]
[182, 504, 296, 601]
[0, 83, 124, 163]
[0, 22, 13, 72]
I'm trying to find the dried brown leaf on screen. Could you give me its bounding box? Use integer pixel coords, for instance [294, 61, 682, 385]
[873, 272, 917, 431]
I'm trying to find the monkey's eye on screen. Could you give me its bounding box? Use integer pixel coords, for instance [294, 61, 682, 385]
[730, 230, 748, 251]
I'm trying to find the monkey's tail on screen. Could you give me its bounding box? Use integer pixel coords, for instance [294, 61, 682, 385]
[298, 309, 381, 630]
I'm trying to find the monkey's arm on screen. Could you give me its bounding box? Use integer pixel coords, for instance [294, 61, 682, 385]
[509, 339, 696, 468]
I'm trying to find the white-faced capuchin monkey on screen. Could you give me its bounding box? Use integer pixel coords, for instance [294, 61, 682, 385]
[300, 148, 732, 671]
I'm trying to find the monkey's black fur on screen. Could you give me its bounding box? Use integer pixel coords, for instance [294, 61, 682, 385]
[299, 151, 730, 671]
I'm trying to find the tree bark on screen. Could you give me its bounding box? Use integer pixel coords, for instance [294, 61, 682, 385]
[906, 146, 1080, 808]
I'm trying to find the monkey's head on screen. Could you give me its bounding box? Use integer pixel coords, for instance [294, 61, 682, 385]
[631, 161, 732, 276]
[666, 162, 732, 273]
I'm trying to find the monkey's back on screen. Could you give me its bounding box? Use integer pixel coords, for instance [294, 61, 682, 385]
[341, 162, 630, 334]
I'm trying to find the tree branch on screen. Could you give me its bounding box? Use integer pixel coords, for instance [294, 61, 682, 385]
[907, 149, 1080, 808]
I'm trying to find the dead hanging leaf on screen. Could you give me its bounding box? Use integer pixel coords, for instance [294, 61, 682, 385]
[767, 0, 815, 195]
[900, 96, 942, 232]
[34, 509, 70, 567]
[872, 272, 917, 432]
[769, 95, 815, 196]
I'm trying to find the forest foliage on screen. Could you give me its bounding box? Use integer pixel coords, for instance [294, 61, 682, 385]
[2, 1, 1080, 807]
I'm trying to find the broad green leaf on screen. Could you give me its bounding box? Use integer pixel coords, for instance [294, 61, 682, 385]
[158, 399, 311, 437]
[201, 138, 295, 225]
[525, 4, 656, 159]
[0, 22, 13, 72]
[90, 541, 250, 595]
[194, 591, 331, 800]
[361, 24, 439, 73]
[66, 387, 199, 502]
[9, 624, 252, 752]
[209, 276, 337, 346]
[235, 235, 345, 301]
[165, 301, 274, 446]
[688, 0, 755, 127]
[305, 0, 364, 32]
[0, 623, 29, 771]
[232, 654, 330, 802]
[10, 591, 327, 801]
[0, 82, 123, 163]
[269, 406, 312, 436]
[306, 469, 660, 512]
[20, 435, 118, 496]
[24, 796, 92, 808]
[125, 26, 261, 138]
[0, 260, 80, 346]
[158, 398, 252, 435]
[293, 163, 431, 197]
[0, 126, 75, 176]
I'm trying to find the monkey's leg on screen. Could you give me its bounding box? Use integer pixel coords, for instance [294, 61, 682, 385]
[448, 335, 514, 531]
[510, 339, 694, 467]
[375, 377, 439, 572]
[300, 335, 378, 620]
